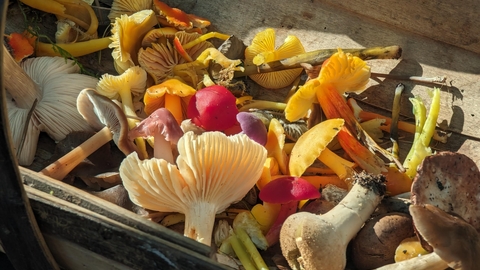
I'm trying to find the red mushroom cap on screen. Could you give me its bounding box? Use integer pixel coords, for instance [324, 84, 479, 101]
[187, 85, 238, 132]
[259, 176, 321, 204]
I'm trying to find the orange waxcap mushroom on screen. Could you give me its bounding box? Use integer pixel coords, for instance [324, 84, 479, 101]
[153, 0, 192, 30]
[120, 131, 267, 246]
[5, 32, 34, 62]
[110, 9, 158, 74]
[245, 28, 305, 89]
[143, 78, 196, 124]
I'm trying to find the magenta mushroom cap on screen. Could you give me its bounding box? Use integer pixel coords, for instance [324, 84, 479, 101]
[259, 176, 321, 204]
[187, 85, 239, 132]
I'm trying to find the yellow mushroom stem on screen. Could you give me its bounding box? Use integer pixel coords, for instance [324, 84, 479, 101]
[182, 32, 230, 50]
[40, 126, 113, 180]
[239, 100, 287, 112]
[164, 93, 183, 124]
[173, 36, 193, 62]
[33, 37, 112, 57]
[317, 147, 355, 180]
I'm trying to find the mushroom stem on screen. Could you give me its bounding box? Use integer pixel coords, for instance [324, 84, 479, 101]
[235, 46, 402, 77]
[2, 46, 41, 108]
[265, 201, 297, 247]
[238, 100, 287, 112]
[153, 133, 174, 163]
[280, 172, 386, 270]
[183, 201, 218, 246]
[182, 32, 231, 50]
[164, 93, 183, 124]
[371, 72, 447, 85]
[317, 147, 355, 180]
[40, 126, 113, 180]
[33, 37, 112, 57]
[375, 252, 449, 270]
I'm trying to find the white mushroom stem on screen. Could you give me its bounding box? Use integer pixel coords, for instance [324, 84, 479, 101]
[280, 172, 385, 270]
[153, 134, 174, 163]
[2, 46, 41, 109]
[375, 252, 449, 270]
[40, 127, 113, 180]
[183, 201, 218, 246]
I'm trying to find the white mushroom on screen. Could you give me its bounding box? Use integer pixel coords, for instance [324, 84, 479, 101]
[3, 46, 97, 165]
[119, 131, 267, 246]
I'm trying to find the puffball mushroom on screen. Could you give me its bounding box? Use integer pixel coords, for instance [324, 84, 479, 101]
[40, 88, 136, 180]
[280, 171, 386, 270]
[128, 108, 184, 163]
[119, 131, 267, 246]
[187, 85, 239, 132]
[3, 47, 97, 165]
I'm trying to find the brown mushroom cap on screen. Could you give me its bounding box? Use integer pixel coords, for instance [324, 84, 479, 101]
[411, 151, 480, 232]
[77, 88, 137, 155]
[410, 204, 480, 269]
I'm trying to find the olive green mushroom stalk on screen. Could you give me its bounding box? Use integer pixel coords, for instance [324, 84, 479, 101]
[120, 131, 267, 246]
[280, 171, 386, 270]
[235, 45, 402, 77]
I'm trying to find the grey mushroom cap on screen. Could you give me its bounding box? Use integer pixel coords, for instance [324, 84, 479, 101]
[77, 88, 137, 155]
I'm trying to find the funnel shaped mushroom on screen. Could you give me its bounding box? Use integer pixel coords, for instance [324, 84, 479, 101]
[187, 85, 239, 132]
[245, 28, 305, 89]
[119, 131, 267, 246]
[280, 171, 386, 270]
[40, 89, 136, 180]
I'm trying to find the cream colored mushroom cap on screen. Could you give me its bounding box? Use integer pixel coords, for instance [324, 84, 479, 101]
[119, 131, 267, 213]
[107, 0, 153, 22]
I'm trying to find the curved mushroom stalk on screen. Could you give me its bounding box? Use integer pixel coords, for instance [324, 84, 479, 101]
[40, 89, 135, 180]
[280, 171, 386, 270]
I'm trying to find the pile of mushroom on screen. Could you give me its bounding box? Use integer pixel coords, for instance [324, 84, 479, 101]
[6, 1, 477, 269]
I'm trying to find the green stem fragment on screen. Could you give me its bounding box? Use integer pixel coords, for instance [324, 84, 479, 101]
[403, 88, 441, 178]
[390, 83, 404, 161]
[228, 233, 257, 270]
[235, 227, 269, 270]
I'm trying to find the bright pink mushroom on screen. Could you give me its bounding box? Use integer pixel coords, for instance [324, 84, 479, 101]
[187, 85, 239, 132]
[259, 176, 321, 246]
[236, 112, 267, 145]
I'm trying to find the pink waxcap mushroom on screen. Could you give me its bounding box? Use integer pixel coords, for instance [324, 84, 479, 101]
[259, 176, 321, 246]
[236, 112, 267, 145]
[260, 176, 321, 204]
[129, 108, 184, 163]
[187, 85, 238, 132]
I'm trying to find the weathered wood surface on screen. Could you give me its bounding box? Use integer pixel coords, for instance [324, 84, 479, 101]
[25, 185, 229, 270]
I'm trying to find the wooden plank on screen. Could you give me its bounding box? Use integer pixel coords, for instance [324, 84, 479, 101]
[0, 1, 59, 268]
[320, 0, 480, 55]
[25, 185, 229, 270]
[20, 167, 213, 258]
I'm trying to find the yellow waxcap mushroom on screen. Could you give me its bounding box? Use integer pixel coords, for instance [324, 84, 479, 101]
[245, 28, 305, 89]
[143, 78, 196, 124]
[264, 118, 288, 175]
[119, 131, 267, 246]
[289, 118, 355, 180]
[110, 9, 158, 74]
[107, 0, 153, 22]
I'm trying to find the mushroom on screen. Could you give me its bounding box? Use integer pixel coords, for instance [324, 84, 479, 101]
[245, 28, 305, 89]
[377, 204, 480, 269]
[411, 151, 480, 232]
[3, 46, 98, 165]
[39, 88, 136, 180]
[96, 66, 148, 159]
[280, 171, 386, 270]
[128, 108, 184, 163]
[259, 176, 321, 247]
[236, 112, 267, 145]
[138, 31, 214, 85]
[119, 131, 267, 246]
[109, 9, 158, 74]
[107, 0, 153, 22]
[143, 78, 196, 124]
[186, 85, 239, 132]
